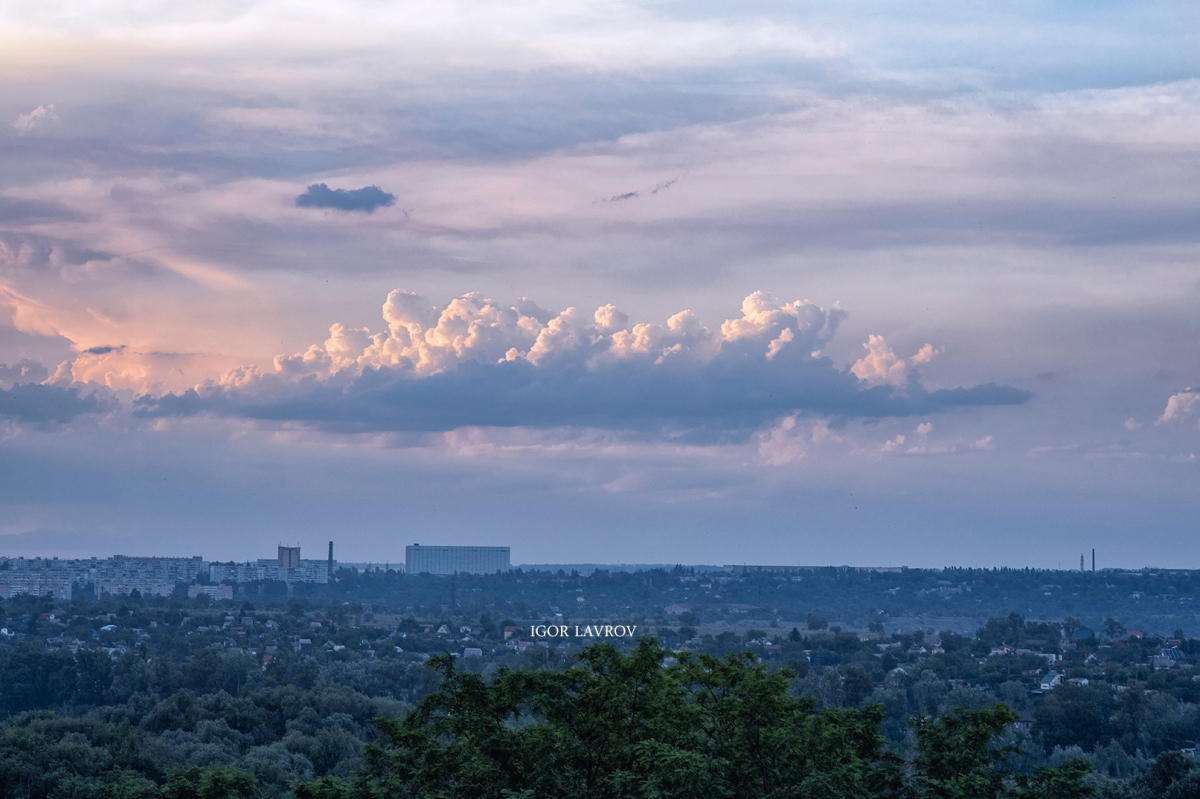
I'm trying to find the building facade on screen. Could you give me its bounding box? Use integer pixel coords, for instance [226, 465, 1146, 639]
[208, 559, 331, 584]
[405, 544, 511, 575]
[188, 584, 234, 600]
[0, 555, 204, 598]
[0, 570, 74, 600]
[278, 546, 301, 569]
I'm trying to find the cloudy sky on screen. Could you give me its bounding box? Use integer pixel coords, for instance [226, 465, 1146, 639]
[2, 1, 1198, 567]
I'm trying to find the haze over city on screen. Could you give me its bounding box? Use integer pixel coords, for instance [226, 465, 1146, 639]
[1, 1, 1198, 567]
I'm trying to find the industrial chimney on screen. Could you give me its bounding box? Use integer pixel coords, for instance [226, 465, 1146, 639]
[327, 541, 334, 581]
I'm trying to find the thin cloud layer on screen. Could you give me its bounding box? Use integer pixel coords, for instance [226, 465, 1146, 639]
[295, 183, 396, 213]
[134, 290, 1030, 437]
[12, 104, 56, 136]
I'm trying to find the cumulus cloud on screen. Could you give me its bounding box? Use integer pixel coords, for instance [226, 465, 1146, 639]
[851, 335, 939, 387]
[133, 289, 1030, 438]
[0, 383, 112, 423]
[294, 183, 396, 213]
[1158, 389, 1200, 424]
[12, 104, 56, 135]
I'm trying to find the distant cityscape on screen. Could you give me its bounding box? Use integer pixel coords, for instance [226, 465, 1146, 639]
[0, 544, 337, 601]
[0, 543, 520, 601]
[1, 538, 1132, 603]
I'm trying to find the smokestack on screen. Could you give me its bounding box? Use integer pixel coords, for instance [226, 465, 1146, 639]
[328, 541, 334, 580]
[1092, 548, 1095, 573]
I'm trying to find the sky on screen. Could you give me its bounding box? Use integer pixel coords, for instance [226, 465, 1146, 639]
[1, 1, 1198, 568]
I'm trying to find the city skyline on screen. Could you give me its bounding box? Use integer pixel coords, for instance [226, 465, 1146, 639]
[0, 543, 1162, 576]
[1, 2, 1199, 567]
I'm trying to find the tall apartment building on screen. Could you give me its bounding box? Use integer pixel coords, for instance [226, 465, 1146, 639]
[94, 556, 205, 597]
[405, 544, 511, 575]
[0, 570, 74, 600]
[278, 546, 301, 569]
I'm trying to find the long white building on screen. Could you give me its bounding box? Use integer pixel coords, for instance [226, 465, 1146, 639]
[405, 544, 511, 575]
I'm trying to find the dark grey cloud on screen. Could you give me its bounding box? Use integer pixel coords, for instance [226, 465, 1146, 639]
[0, 358, 49, 385]
[295, 183, 396, 213]
[134, 342, 1030, 440]
[604, 177, 680, 203]
[82, 345, 124, 355]
[0, 383, 113, 424]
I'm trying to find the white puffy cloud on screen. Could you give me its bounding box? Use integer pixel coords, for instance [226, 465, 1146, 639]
[526, 305, 592, 366]
[609, 323, 665, 359]
[303, 290, 551, 375]
[912, 344, 943, 365]
[850, 334, 938, 387]
[135, 287, 1030, 438]
[766, 327, 794, 360]
[261, 287, 846, 380]
[1158, 389, 1200, 424]
[719, 290, 842, 348]
[593, 304, 628, 333]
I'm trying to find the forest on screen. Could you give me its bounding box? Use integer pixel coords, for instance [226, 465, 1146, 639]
[0, 639, 1117, 799]
[5, 568, 1200, 796]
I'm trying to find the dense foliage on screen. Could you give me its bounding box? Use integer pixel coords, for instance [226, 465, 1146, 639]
[291, 641, 1095, 799]
[5, 567, 1200, 797]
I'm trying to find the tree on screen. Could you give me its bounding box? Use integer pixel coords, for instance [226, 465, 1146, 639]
[842, 667, 875, 707]
[1146, 750, 1195, 797]
[293, 776, 356, 799]
[1011, 759, 1096, 799]
[346, 640, 908, 799]
[75, 648, 114, 705]
[160, 765, 258, 799]
[912, 706, 1019, 799]
[1034, 684, 1115, 753]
